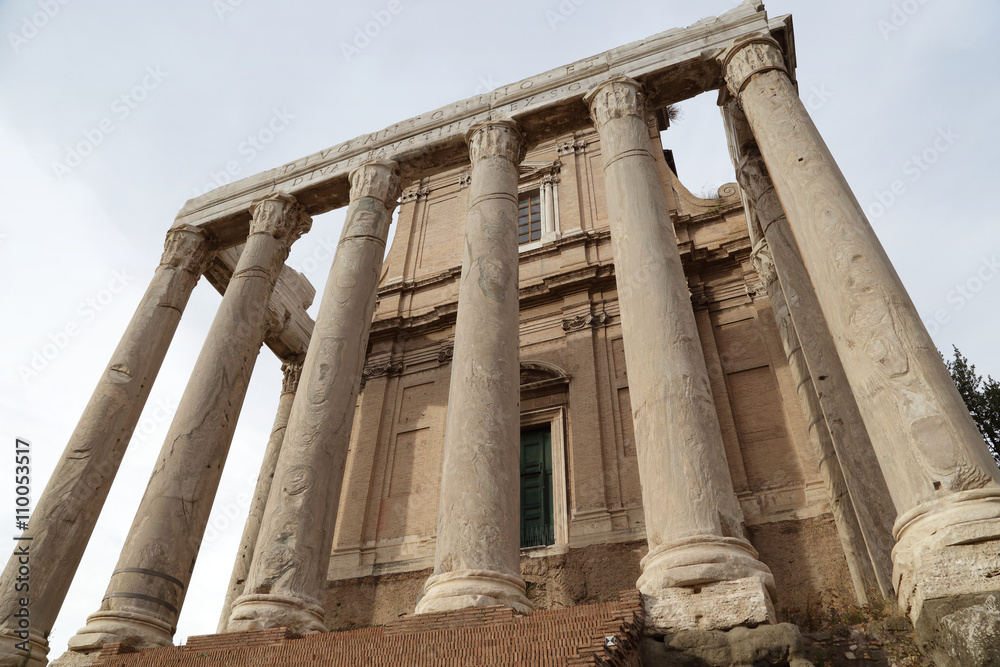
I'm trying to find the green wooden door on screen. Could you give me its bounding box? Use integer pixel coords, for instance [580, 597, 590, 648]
[520, 427, 554, 548]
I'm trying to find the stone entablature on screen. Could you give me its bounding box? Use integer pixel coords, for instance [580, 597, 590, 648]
[171, 4, 792, 243]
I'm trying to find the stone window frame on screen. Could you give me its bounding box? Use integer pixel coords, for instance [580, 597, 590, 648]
[517, 189, 543, 245]
[517, 161, 561, 253]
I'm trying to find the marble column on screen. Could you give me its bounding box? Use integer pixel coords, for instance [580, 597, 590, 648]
[723, 100, 897, 599]
[58, 194, 310, 661]
[750, 232, 879, 602]
[415, 121, 531, 615]
[216, 360, 302, 633]
[723, 36, 1000, 655]
[0, 226, 212, 667]
[227, 160, 402, 634]
[583, 76, 774, 633]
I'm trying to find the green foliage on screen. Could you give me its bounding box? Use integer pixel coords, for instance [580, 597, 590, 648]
[945, 346, 1000, 466]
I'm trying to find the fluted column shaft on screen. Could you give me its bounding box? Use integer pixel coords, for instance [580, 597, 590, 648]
[60, 194, 310, 658]
[415, 121, 531, 615]
[217, 361, 302, 633]
[227, 160, 402, 634]
[723, 36, 1000, 649]
[584, 76, 773, 634]
[0, 227, 211, 667]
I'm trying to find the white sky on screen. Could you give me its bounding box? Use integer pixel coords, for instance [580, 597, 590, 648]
[1, 0, 998, 660]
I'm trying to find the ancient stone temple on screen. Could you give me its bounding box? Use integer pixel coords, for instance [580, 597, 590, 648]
[3, 2, 999, 666]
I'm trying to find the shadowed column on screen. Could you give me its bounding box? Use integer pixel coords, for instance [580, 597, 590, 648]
[415, 121, 531, 615]
[217, 360, 302, 632]
[56, 194, 310, 662]
[584, 76, 775, 635]
[227, 160, 401, 634]
[0, 225, 212, 667]
[722, 36, 1000, 662]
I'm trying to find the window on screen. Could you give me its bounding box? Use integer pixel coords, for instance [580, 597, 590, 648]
[518, 190, 542, 245]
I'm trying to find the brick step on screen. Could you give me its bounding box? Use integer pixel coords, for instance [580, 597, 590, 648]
[93, 590, 643, 666]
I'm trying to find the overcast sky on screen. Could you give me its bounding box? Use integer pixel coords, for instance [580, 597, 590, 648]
[1, 0, 998, 660]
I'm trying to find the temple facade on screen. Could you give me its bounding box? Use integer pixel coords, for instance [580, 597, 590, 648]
[3, 3, 999, 666]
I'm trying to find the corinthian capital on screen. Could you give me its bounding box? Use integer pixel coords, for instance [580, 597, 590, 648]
[161, 224, 214, 274]
[583, 76, 646, 130]
[281, 360, 303, 394]
[349, 159, 403, 207]
[249, 192, 312, 245]
[721, 37, 787, 96]
[466, 120, 526, 166]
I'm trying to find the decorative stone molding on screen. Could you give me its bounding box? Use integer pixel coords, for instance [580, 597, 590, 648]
[583, 76, 646, 130]
[161, 224, 214, 275]
[349, 159, 403, 207]
[556, 136, 588, 156]
[280, 361, 303, 395]
[519, 160, 561, 182]
[458, 170, 472, 189]
[721, 36, 787, 96]
[466, 120, 526, 166]
[401, 184, 431, 203]
[437, 345, 454, 364]
[360, 360, 403, 386]
[249, 192, 312, 245]
[561, 310, 611, 332]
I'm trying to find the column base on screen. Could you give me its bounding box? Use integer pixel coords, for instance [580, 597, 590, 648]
[414, 569, 532, 615]
[637, 535, 776, 594]
[892, 488, 1000, 667]
[226, 593, 326, 635]
[61, 608, 173, 659]
[0, 628, 48, 667]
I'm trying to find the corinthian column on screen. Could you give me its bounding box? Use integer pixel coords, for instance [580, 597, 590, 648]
[722, 37, 1000, 657]
[0, 227, 212, 667]
[58, 194, 310, 661]
[415, 121, 531, 615]
[584, 76, 774, 634]
[227, 160, 402, 634]
[728, 121, 897, 600]
[217, 360, 302, 632]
